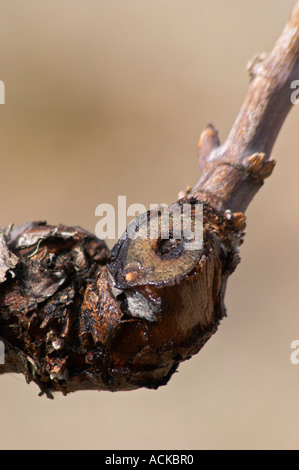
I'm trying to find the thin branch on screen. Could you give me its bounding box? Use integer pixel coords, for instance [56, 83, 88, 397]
[195, 1, 299, 212]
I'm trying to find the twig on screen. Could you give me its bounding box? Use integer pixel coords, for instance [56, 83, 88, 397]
[195, 1, 299, 212]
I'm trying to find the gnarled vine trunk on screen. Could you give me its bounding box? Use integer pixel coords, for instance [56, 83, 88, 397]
[1, 2, 299, 398]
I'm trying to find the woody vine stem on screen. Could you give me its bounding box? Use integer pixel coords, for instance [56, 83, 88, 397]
[0, 3, 299, 398]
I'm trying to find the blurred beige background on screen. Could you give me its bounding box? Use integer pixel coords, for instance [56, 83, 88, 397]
[0, 0, 299, 450]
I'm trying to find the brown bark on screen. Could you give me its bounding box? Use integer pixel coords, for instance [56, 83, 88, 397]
[1, 2, 299, 398]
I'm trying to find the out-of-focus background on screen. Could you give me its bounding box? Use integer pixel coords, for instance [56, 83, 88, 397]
[0, 0, 299, 450]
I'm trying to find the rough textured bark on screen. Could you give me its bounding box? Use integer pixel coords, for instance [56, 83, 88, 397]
[1, 2, 299, 398]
